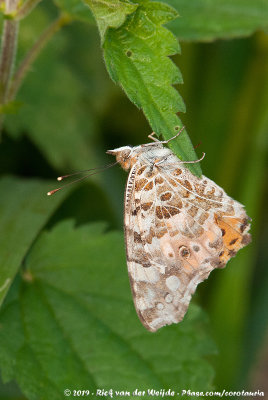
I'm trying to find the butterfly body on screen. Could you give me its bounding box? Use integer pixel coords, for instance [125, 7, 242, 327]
[107, 141, 251, 332]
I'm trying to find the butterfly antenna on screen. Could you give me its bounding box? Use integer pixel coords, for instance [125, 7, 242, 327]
[47, 161, 118, 196]
[56, 161, 118, 181]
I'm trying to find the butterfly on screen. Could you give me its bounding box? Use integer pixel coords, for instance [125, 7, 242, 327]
[107, 129, 251, 332]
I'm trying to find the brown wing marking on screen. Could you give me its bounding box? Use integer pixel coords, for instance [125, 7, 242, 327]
[124, 164, 160, 331]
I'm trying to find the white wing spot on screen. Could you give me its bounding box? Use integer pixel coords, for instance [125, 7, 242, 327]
[157, 302, 164, 310]
[166, 275, 180, 291]
[133, 262, 159, 283]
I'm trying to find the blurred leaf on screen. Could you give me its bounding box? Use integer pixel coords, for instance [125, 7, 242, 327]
[53, 0, 94, 23]
[103, 0, 201, 176]
[164, 0, 268, 41]
[83, 0, 138, 42]
[47, 182, 119, 229]
[5, 7, 99, 171]
[0, 1, 4, 14]
[207, 33, 268, 388]
[6, 63, 98, 171]
[238, 210, 268, 389]
[0, 176, 71, 308]
[60, 22, 116, 117]
[0, 100, 23, 114]
[0, 375, 24, 400]
[0, 220, 216, 399]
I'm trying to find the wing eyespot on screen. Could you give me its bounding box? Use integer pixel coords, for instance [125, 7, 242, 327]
[179, 245, 191, 258]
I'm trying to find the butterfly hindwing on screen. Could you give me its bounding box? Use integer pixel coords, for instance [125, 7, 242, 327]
[112, 142, 251, 331]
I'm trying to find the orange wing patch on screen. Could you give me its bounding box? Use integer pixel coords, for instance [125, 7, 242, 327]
[215, 214, 251, 264]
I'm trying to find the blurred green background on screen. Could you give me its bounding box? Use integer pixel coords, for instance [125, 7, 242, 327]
[0, 0, 268, 399]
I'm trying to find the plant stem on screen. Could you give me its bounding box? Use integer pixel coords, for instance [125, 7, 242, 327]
[0, 0, 19, 104]
[8, 13, 71, 102]
[0, 0, 19, 136]
[15, 0, 43, 20]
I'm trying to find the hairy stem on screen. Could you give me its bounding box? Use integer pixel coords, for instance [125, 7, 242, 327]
[8, 13, 71, 102]
[0, 0, 19, 135]
[0, 0, 19, 104]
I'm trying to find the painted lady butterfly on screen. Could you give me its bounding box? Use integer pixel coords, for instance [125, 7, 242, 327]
[107, 130, 251, 332]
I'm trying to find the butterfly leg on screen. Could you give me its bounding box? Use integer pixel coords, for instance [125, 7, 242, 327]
[148, 126, 185, 144]
[148, 132, 160, 142]
[159, 126, 185, 144]
[155, 155, 172, 166]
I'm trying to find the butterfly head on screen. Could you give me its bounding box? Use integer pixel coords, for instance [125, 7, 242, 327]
[107, 142, 166, 171]
[106, 146, 136, 170]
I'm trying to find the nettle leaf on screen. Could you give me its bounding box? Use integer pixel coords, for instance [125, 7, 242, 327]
[103, 0, 201, 176]
[0, 221, 216, 399]
[164, 0, 268, 41]
[0, 176, 70, 308]
[83, 0, 138, 42]
[53, 0, 94, 23]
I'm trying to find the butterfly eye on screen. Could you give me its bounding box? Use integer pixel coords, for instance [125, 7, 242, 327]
[179, 245, 190, 258]
[122, 150, 131, 160]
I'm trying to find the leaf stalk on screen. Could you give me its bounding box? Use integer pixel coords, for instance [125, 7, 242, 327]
[8, 13, 71, 102]
[15, 0, 43, 20]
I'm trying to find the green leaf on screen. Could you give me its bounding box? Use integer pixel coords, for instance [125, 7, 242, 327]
[103, 0, 202, 176]
[163, 0, 268, 41]
[53, 0, 94, 23]
[0, 176, 71, 308]
[83, 0, 138, 42]
[0, 220, 216, 399]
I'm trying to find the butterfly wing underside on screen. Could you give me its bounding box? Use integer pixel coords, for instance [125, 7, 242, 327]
[124, 158, 251, 332]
